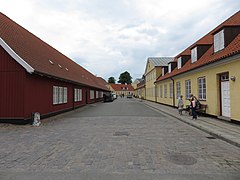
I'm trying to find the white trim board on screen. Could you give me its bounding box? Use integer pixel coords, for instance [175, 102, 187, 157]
[0, 37, 34, 73]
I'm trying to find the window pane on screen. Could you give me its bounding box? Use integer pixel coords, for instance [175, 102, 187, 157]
[58, 87, 63, 104]
[64, 87, 67, 103]
[214, 30, 224, 52]
[191, 47, 197, 63]
[177, 58, 182, 69]
[80, 89, 82, 101]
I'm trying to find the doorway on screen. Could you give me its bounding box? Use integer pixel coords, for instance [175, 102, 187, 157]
[220, 73, 230, 118]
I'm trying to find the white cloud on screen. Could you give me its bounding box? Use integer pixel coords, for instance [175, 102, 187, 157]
[0, 0, 239, 81]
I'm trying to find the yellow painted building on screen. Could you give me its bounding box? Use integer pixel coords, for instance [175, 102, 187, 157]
[155, 11, 240, 122]
[132, 79, 141, 97]
[144, 57, 173, 102]
[135, 79, 146, 99]
[107, 84, 134, 96]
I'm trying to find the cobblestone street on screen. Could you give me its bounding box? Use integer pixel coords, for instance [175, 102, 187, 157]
[0, 98, 240, 179]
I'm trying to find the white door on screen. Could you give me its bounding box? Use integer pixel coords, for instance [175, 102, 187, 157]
[221, 81, 230, 117]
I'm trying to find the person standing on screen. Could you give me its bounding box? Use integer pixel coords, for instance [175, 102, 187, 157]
[178, 95, 184, 115]
[191, 97, 197, 120]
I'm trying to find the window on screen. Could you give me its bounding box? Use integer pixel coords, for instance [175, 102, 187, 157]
[162, 68, 165, 76]
[53, 86, 58, 105]
[63, 87, 67, 103]
[58, 87, 63, 104]
[74, 88, 82, 102]
[160, 85, 163, 98]
[168, 63, 172, 73]
[198, 77, 206, 100]
[164, 84, 167, 98]
[191, 47, 197, 63]
[53, 86, 68, 104]
[214, 30, 224, 53]
[169, 83, 173, 98]
[177, 57, 182, 69]
[176, 82, 181, 99]
[185, 80, 191, 99]
[96, 91, 99, 99]
[90, 90, 95, 99]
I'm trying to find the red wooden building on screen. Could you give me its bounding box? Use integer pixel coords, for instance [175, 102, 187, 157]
[0, 13, 109, 123]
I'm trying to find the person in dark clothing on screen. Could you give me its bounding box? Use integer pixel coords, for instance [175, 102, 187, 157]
[190, 97, 197, 120]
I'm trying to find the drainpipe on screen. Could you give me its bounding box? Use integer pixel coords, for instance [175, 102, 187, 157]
[170, 77, 175, 107]
[154, 82, 157, 102]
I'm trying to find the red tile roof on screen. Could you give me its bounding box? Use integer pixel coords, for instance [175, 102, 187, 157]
[156, 11, 240, 82]
[0, 13, 109, 91]
[109, 84, 134, 91]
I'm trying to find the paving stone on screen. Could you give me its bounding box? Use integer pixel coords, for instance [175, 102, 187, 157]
[0, 99, 240, 179]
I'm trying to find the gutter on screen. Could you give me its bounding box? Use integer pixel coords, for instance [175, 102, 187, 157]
[33, 71, 110, 92]
[156, 52, 240, 83]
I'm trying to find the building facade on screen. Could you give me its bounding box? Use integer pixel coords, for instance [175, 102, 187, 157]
[0, 13, 109, 123]
[135, 79, 146, 99]
[155, 11, 240, 122]
[132, 78, 142, 97]
[144, 57, 174, 102]
[108, 84, 134, 96]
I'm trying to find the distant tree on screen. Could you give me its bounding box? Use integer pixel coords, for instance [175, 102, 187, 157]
[118, 71, 132, 84]
[108, 77, 116, 84]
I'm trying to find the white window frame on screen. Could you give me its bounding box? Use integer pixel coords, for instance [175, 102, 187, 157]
[191, 47, 197, 63]
[53, 86, 67, 104]
[177, 57, 182, 69]
[185, 80, 191, 99]
[168, 63, 172, 73]
[63, 87, 67, 103]
[176, 82, 181, 99]
[162, 68, 165, 76]
[96, 91, 99, 99]
[214, 29, 224, 53]
[74, 88, 82, 102]
[53, 86, 58, 105]
[169, 83, 173, 98]
[198, 77, 206, 100]
[90, 90, 95, 100]
[164, 84, 167, 98]
[58, 87, 63, 104]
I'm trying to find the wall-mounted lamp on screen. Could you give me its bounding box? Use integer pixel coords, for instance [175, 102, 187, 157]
[230, 76, 236, 81]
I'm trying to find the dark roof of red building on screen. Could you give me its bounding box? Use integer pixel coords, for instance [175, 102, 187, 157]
[156, 11, 240, 82]
[0, 13, 109, 91]
[110, 84, 134, 91]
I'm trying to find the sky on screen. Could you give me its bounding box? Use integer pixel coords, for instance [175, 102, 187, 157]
[0, 0, 239, 82]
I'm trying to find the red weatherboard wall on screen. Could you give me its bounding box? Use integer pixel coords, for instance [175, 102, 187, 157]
[73, 86, 87, 108]
[0, 47, 25, 119]
[24, 74, 91, 119]
[24, 74, 72, 119]
[0, 46, 104, 121]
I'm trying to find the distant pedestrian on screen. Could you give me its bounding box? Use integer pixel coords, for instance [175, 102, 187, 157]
[177, 95, 184, 115]
[190, 96, 197, 120]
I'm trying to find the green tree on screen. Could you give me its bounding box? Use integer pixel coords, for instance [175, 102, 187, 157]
[118, 71, 132, 84]
[108, 76, 116, 84]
